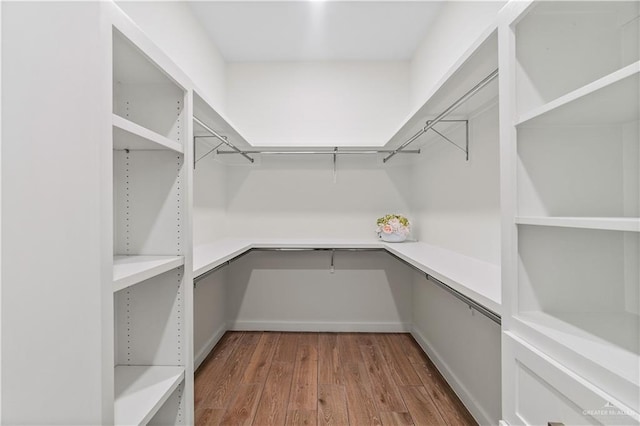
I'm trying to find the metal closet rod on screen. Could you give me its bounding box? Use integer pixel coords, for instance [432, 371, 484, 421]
[383, 68, 499, 163]
[216, 149, 421, 156]
[193, 116, 255, 163]
[193, 247, 501, 324]
[193, 247, 384, 285]
[383, 251, 501, 325]
[251, 247, 384, 252]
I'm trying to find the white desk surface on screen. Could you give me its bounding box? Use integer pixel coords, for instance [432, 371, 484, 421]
[193, 238, 501, 314]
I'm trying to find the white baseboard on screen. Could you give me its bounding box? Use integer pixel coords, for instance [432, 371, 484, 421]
[194, 323, 228, 370]
[228, 320, 411, 333]
[411, 326, 494, 426]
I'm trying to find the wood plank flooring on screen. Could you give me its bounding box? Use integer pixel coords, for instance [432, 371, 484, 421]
[195, 332, 477, 426]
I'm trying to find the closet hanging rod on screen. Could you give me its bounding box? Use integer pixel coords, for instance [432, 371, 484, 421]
[427, 275, 501, 324]
[215, 149, 421, 156]
[193, 116, 254, 163]
[382, 251, 500, 324]
[251, 247, 385, 252]
[193, 247, 385, 284]
[193, 246, 500, 324]
[383, 68, 499, 163]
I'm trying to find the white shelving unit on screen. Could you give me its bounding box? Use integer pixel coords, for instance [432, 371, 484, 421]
[516, 61, 639, 126]
[386, 25, 499, 156]
[109, 5, 194, 425]
[113, 114, 184, 153]
[115, 366, 185, 426]
[500, 1, 640, 424]
[114, 255, 185, 292]
[193, 238, 501, 317]
[516, 310, 639, 390]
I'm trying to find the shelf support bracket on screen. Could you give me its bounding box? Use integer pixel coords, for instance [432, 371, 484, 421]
[333, 147, 338, 183]
[425, 119, 470, 161]
[193, 137, 225, 167]
[383, 68, 498, 163]
[193, 116, 254, 164]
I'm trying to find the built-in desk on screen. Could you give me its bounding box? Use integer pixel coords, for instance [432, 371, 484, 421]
[193, 238, 501, 320]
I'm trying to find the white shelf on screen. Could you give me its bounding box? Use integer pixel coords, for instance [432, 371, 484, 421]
[385, 25, 498, 148]
[516, 311, 639, 404]
[193, 90, 250, 147]
[516, 61, 640, 126]
[113, 114, 183, 153]
[385, 242, 501, 315]
[192, 238, 382, 278]
[112, 24, 187, 90]
[114, 365, 184, 426]
[113, 255, 184, 292]
[193, 238, 501, 315]
[516, 216, 640, 233]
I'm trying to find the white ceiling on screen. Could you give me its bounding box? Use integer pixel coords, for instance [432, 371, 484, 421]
[187, 1, 444, 62]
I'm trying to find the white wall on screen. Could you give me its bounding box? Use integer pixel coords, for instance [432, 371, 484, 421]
[193, 155, 227, 245]
[116, 1, 227, 114]
[410, 103, 501, 265]
[193, 269, 228, 369]
[410, 1, 506, 110]
[2, 3, 111, 424]
[227, 251, 413, 332]
[223, 155, 414, 240]
[412, 274, 501, 425]
[226, 61, 409, 146]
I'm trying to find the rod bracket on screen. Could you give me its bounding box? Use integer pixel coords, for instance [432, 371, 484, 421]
[193, 116, 254, 164]
[425, 119, 470, 161]
[383, 68, 497, 163]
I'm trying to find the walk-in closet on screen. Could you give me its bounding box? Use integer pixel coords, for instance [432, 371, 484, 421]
[1, 1, 638, 425]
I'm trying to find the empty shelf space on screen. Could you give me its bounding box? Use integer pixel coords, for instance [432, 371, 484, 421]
[516, 216, 640, 232]
[113, 255, 184, 292]
[516, 61, 639, 126]
[114, 365, 184, 426]
[516, 311, 639, 389]
[113, 114, 183, 153]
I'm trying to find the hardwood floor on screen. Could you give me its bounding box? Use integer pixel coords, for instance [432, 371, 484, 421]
[195, 332, 477, 426]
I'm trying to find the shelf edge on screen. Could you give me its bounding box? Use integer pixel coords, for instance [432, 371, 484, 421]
[516, 216, 640, 232]
[516, 61, 640, 126]
[113, 255, 185, 292]
[113, 114, 184, 153]
[114, 365, 185, 426]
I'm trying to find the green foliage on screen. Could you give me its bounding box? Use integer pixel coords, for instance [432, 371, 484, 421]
[376, 214, 410, 226]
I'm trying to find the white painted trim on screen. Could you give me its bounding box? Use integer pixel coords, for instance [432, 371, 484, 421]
[194, 323, 228, 371]
[229, 321, 412, 333]
[411, 326, 493, 426]
[515, 216, 640, 233]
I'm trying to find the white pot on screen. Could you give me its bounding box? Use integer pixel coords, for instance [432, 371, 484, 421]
[378, 231, 407, 242]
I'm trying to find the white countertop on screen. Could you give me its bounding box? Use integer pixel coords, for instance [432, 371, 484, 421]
[193, 238, 501, 315]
